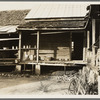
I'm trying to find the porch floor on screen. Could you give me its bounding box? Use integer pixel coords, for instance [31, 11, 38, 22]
[20, 60, 87, 66]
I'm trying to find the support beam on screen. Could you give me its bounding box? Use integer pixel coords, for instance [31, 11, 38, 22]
[32, 64, 34, 74]
[35, 64, 41, 75]
[35, 31, 40, 75]
[92, 19, 96, 45]
[70, 32, 72, 61]
[15, 65, 21, 72]
[86, 31, 90, 61]
[19, 32, 21, 60]
[0, 38, 19, 41]
[37, 31, 40, 63]
[87, 31, 90, 49]
[83, 31, 86, 61]
[92, 19, 96, 65]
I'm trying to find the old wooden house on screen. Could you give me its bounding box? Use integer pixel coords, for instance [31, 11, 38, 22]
[0, 10, 30, 71]
[0, 3, 99, 75]
[16, 3, 89, 74]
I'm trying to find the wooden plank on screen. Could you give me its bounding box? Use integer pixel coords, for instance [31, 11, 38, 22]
[37, 31, 39, 63]
[86, 31, 90, 61]
[39, 50, 54, 53]
[21, 48, 36, 50]
[25, 18, 85, 21]
[0, 63, 16, 66]
[38, 63, 66, 66]
[87, 31, 90, 49]
[0, 38, 19, 41]
[31, 31, 85, 35]
[0, 58, 16, 60]
[57, 50, 69, 54]
[83, 31, 86, 61]
[32, 64, 34, 73]
[70, 32, 72, 61]
[92, 19, 96, 45]
[0, 49, 18, 51]
[92, 19, 96, 65]
[17, 27, 85, 31]
[19, 60, 86, 66]
[35, 64, 41, 75]
[31, 31, 68, 35]
[18, 32, 21, 60]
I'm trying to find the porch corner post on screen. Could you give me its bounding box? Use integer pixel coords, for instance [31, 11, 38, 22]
[83, 31, 86, 61]
[37, 31, 39, 63]
[70, 32, 72, 61]
[15, 31, 22, 72]
[86, 30, 90, 61]
[19, 31, 21, 60]
[35, 31, 41, 75]
[92, 19, 96, 66]
[87, 30, 90, 49]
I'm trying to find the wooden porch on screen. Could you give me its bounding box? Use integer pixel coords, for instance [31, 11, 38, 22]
[0, 17, 88, 74]
[20, 60, 87, 66]
[18, 60, 87, 74]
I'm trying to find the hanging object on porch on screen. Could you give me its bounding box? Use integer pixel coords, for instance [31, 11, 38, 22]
[29, 54, 34, 61]
[22, 51, 29, 61]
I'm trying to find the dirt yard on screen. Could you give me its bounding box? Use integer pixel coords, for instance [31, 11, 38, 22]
[0, 70, 77, 96]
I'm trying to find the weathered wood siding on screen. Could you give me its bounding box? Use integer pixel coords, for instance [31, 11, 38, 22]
[21, 32, 70, 61]
[39, 33, 70, 61]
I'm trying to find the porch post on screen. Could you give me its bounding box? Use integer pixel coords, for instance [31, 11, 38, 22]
[87, 31, 90, 49]
[92, 19, 96, 66]
[15, 31, 21, 72]
[35, 31, 41, 75]
[87, 31, 90, 61]
[70, 32, 72, 61]
[19, 31, 21, 60]
[37, 31, 39, 63]
[83, 31, 86, 61]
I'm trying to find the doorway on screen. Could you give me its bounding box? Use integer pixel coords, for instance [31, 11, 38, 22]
[71, 32, 84, 60]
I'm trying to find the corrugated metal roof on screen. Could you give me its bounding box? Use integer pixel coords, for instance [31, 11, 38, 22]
[0, 25, 18, 34]
[25, 3, 89, 19]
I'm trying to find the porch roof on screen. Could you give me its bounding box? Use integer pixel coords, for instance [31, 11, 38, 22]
[25, 3, 89, 19]
[0, 25, 18, 34]
[0, 9, 30, 34]
[17, 20, 87, 31]
[0, 10, 30, 26]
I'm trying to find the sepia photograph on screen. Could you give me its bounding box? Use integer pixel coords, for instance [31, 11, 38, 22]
[0, 1, 99, 98]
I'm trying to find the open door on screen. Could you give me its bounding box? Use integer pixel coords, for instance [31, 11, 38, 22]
[71, 33, 84, 60]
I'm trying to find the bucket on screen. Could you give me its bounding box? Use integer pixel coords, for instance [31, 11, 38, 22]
[29, 55, 34, 60]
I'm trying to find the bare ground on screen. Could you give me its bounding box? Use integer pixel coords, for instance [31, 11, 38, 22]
[0, 71, 77, 95]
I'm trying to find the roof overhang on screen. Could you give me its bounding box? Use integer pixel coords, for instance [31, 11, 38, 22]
[17, 27, 85, 31]
[17, 19, 88, 31]
[25, 3, 89, 20]
[0, 25, 18, 34]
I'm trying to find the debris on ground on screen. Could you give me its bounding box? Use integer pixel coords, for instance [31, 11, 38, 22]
[0, 67, 98, 95]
